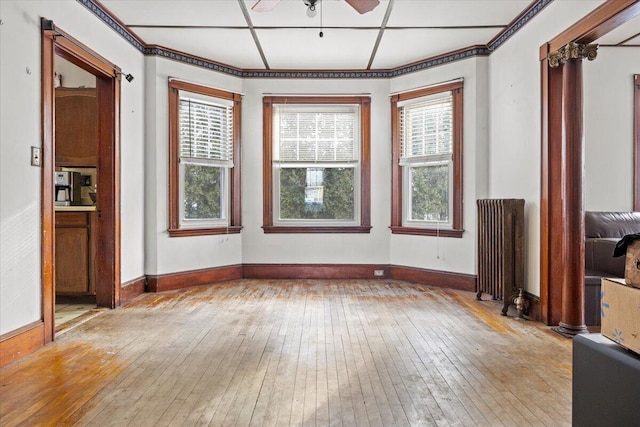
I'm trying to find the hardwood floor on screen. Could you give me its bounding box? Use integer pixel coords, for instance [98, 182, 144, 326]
[0, 280, 572, 426]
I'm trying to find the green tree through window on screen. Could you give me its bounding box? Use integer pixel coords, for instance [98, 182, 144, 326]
[183, 164, 222, 220]
[280, 167, 354, 220]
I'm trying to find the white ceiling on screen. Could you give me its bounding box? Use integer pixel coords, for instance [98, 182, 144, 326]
[99, 0, 639, 71]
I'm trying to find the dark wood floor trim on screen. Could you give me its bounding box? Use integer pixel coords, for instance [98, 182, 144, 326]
[524, 291, 542, 321]
[120, 276, 146, 306]
[146, 265, 243, 293]
[0, 321, 44, 368]
[243, 264, 390, 280]
[389, 265, 476, 292]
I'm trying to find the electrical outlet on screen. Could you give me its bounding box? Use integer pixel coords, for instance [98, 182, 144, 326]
[81, 175, 92, 187]
[374, 270, 384, 277]
[30, 146, 41, 167]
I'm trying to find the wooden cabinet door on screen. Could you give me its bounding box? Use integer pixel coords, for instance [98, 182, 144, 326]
[55, 88, 98, 167]
[55, 212, 90, 294]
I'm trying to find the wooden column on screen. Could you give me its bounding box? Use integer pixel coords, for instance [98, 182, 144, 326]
[556, 57, 588, 336]
[547, 42, 597, 336]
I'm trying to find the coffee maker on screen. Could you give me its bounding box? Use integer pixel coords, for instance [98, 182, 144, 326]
[54, 171, 82, 206]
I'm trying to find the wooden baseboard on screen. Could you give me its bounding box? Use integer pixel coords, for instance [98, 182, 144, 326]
[120, 276, 146, 306]
[389, 265, 476, 292]
[242, 264, 390, 280]
[0, 321, 44, 368]
[146, 265, 243, 293]
[524, 291, 541, 322]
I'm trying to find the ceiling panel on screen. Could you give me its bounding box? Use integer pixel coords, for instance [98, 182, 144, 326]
[386, 0, 531, 27]
[623, 35, 640, 45]
[256, 28, 379, 69]
[372, 27, 499, 69]
[101, 0, 247, 26]
[245, 0, 389, 27]
[134, 28, 265, 69]
[595, 14, 640, 45]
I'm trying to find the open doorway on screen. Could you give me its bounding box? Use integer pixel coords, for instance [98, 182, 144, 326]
[53, 55, 99, 332]
[41, 20, 121, 342]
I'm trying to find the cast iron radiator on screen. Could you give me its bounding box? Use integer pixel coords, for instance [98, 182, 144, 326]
[476, 199, 525, 315]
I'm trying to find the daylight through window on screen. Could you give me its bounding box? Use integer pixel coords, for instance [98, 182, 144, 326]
[391, 81, 463, 237]
[263, 96, 371, 233]
[168, 80, 241, 236]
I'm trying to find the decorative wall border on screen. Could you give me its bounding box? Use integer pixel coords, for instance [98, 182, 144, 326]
[77, 0, 145, 53]
[487, 0, 554, 52]
[79, 0, 553, 78]
[145, 46, 243, 77]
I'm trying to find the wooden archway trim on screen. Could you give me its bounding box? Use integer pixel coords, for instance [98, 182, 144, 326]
[41, 19, 121, 342]
[634, 74, 640, 211]
[539, 0, 640, 327]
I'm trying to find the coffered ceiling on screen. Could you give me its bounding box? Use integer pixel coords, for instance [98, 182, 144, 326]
[96, 0, 638, 72]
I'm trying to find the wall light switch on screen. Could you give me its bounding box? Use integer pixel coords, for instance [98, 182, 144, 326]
[31, 146, 41, 167]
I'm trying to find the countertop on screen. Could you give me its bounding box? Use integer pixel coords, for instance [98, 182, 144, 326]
[54, 205, 96, 212]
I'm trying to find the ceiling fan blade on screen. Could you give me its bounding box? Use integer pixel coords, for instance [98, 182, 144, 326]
[344, 0, 380, 14]
[251, 0, 280, 12]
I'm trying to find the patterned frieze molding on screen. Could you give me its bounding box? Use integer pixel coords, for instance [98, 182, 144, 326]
[548, 42, 598, 68]
[487, 0, 553, 52]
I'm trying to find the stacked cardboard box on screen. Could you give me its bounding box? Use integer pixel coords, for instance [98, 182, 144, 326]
[601, 278, 640, 355]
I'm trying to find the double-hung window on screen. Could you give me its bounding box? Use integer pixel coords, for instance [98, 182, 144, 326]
[391, 81, 463, 237]
[263, 96, 371, 233]
[168, 80, 241, 236]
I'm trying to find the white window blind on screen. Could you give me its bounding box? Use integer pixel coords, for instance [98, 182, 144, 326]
[400, 92, 453, 165]
[179, 93, 233, 167]
[274, 104, 359, 163]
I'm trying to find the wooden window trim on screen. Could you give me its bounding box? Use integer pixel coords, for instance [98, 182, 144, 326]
[262, 96, 371, 234]
[390, 81, 464, 238]
[168, 79, 242, 237]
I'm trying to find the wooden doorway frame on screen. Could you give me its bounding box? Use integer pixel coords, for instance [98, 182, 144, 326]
[634, 74, 640, 211]
[539, 0, 640, 326]
[42, 20, 121, 342]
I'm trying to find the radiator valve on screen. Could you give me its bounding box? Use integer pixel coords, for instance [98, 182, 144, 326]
[514, 288, 526, 318]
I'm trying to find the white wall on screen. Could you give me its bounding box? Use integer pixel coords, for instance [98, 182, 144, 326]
[240, 79, 391, 265]
[54, 56, 96, 88]
[0, 0, 145, 334]
[144, 57, 243, 275]
[488, 0, 603, 296]
[584, 47, 640, 212]
[388, 57, 489, 275]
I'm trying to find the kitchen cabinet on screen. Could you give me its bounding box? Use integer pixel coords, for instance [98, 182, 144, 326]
[55, 88, 98, 167]
[55, 210, 96, 295]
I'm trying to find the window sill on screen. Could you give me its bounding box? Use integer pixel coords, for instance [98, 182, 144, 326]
[168, 226, 242, 237]
[262, 225, 372, 234]
[390, 226, 463, 238]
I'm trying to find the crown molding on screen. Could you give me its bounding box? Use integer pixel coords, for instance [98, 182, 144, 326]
[78, 0, 145, 52]
[487, 0, 554, 52]
[79, 0, 552, 79]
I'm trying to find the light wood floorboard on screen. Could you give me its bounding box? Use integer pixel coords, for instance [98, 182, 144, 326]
[0, 280, 572, 426]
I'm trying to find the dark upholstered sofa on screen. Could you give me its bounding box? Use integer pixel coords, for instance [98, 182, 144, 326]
[584, 211, 640, 326]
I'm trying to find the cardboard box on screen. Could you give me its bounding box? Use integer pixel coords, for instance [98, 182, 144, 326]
[601, 278, 640, 355]
[625, 240, 640, 288]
